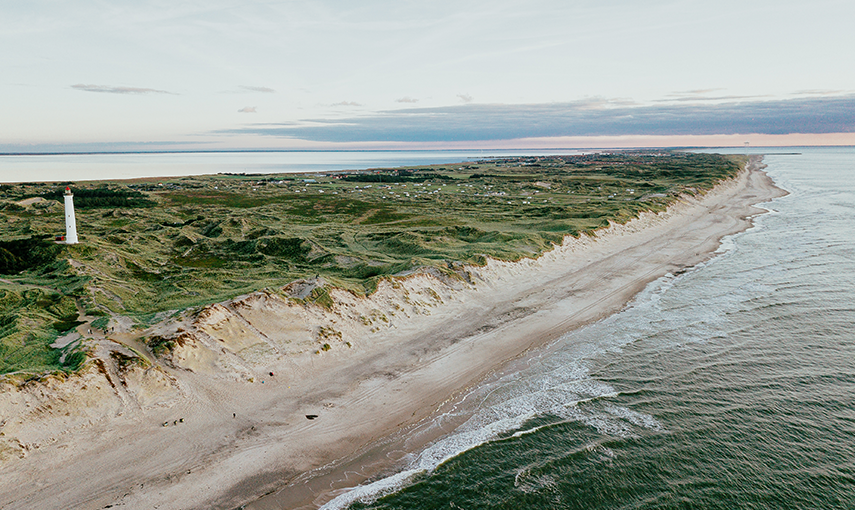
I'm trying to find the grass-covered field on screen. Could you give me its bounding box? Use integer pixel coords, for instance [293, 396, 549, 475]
[0, 151, 745, 375]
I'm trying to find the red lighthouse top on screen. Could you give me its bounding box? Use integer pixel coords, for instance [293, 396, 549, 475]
[64, 186, 72, 194]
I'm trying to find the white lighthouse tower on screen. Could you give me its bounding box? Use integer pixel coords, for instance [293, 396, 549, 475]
[63, 187, 79, 244]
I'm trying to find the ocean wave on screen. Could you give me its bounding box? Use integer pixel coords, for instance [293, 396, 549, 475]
[321, 359, 665, 509]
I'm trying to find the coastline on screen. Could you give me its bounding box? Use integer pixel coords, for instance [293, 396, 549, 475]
[0, 156, 786, 510]
[243, 156, 787, 510]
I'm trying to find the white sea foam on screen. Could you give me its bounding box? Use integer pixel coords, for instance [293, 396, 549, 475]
[322, 220, 740, 509]
[326, 148, 855, 509]
[321, 336, 665, 509]
[320, 411, 538, 509]
[603, 403, 664, 431]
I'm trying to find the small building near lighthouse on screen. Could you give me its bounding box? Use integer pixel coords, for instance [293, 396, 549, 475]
[63, 187, 79, 244]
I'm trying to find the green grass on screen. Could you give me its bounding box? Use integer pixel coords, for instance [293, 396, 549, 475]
[0, 151, 746, 374]
[0, 283, 84, 374]
[90, 316, 109, 330]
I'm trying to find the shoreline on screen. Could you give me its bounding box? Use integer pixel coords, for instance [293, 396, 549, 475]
[0, 156, 786, 510]
[0, 148, 575, 184]
[242, 156, 787, 510]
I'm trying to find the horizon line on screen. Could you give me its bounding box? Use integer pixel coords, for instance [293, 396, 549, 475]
[2, 144, 854, 157]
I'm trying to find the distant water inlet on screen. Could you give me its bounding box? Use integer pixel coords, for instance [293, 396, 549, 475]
[317, 148, 855, 510]
[0, 150, 579, 183]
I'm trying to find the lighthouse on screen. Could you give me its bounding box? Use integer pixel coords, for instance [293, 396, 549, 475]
[63, 187, 79, 244]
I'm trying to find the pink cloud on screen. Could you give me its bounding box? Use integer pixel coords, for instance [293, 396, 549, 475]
[240, 86, 276, 93]
[71, 84, 174, 94]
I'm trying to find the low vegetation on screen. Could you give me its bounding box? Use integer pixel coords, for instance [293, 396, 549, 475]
[0, 151, 745, 375]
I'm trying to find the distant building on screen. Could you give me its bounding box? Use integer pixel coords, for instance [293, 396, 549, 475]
[63, 187, 79, 244]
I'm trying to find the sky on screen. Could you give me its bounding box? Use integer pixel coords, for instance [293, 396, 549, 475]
[2, 0, 855, 152]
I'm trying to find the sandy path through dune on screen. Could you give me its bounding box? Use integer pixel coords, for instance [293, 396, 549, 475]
[0, 157, 784, 510]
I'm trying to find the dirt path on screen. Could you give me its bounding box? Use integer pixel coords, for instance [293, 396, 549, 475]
[0, 158, 786, 510]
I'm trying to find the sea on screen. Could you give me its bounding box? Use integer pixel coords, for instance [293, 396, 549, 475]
[310, 147, 855, 510]
[5, 147, 853, 509]
[0, 150, 576, 183]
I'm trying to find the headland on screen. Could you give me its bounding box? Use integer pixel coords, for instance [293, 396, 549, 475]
[0, 153, 785, 509]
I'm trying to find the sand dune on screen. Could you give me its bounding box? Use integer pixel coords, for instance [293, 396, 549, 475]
[0, 156, 785, 510]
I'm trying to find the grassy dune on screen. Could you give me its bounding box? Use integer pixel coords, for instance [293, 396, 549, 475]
[0, 151, 745, 375]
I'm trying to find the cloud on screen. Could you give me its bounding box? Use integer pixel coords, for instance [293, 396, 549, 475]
[457, 94, 473, 103]
[215, 94, 855, 143]
[794, 89, 848, 96]
[240, 85, 276, 93]
[660, 88, 769, 103]
[668, 88, 725, 97]
[238, 106, 257, 113]
[396, 97, 419, 103]
[0, 140, 209, 155]
[656, 94, 770, 103]
[332, 101, 362, 107]
[71, 84, 174, 94]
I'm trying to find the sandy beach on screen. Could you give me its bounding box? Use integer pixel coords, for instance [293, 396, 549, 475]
[0, 156, 785, 510]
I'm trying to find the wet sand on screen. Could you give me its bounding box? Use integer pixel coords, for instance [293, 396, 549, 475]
[0, 157, 785, 510]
